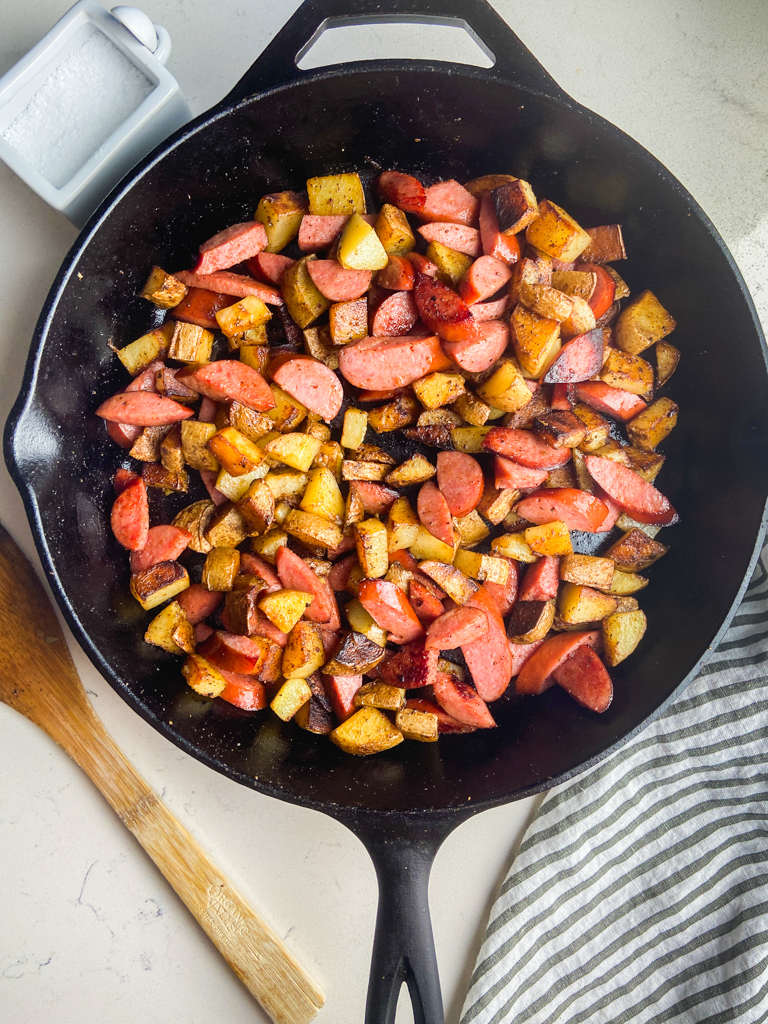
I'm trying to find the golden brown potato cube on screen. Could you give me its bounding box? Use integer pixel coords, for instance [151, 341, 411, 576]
[237, 479, 276, 534]
[580, 225, 627, 264]
[627, 398, 678, 451]
[560, 296, 596, 340]
[270, 677, 313, 721]
[205, 504, 250, 548]
[282, 256, 331, 328]
[395, 708, 438, 743]
[614, 596, 640, 613]
[182, 655, 226, 698]
[573, 403, 612, 452]
[141, 463, 189, 495]
[331, 707, 403, 756]
[130, 561, 190, 611]
[207, 426, 265, 477]
[455, 509, 490, 549]
[116, 322, 174, 375]
[551, 270, 597, 301]
[417, 561, 478, 605]
[509, 255, 552, 304]
[463, 173, 518, 197]
[215, 295, 272, 339]
[491, 178, 539, 235]
[354, 682, 406, 712]
[340, 408, 368, 451]
[510, 305, 561, 378]
[313, 440, 344, 482]
[426, 241, 473, 288]
[255, 190, 308, 252]
[168, 322, 214, 364]
[437, 658, 465, 681]
[258, 589, 314, 633]
[476, 357, 533, 413]
[307, 172, 366, 216]
[342, 460, 389, 482]
[615, 513, 661, 539]
[282, 620, 326, 679]
[451, 425, 492, 453]
[413, 372, 466, 411]
[179, 420, 218, 472]
[534, 411, 587, 450]
[264, 432, 322, 473]
[228, 323, 269, 351]
[624, 447, 666, 483]
[303, 324, 339, 370]
[656, 341, 680, 388]
[525, 199, 591, 261]
[227, 401, 274, 444]
[304, 420, 331, 442]
[603, 609, 647, 666]
[375, 203, 416, 255]
[477, 483, 520, 526]
[251, 528, 288, 563]
[294, 697, 335, 735]
[524, 521, 573, 557]
[158, 424, 184, 475]
[409, 526, 456, 564]
[607, 569, 649, 596]
[300, 466, 344, 524]
[451, 391, 492, 426]
[606, 529, 668, 573]
[507, 599, 556, 643]
[386, 497, 420, 552]
[173, 500, 215, 554]
[216, 465, 268, 503]
[558, 583, 618, 624]
[355, 519, 389, 578]
[284, 510, 343, 551]
[323, 631, 386, 675]
[560, 554, 614, 590]
[599, 349, 655, 401]
[144, 601, 195, 656]
[385, 454, 436, 488]
[262, 386, 307, 434]
[329, 298, 368, 346]
[202, 546, 241, 592]
[264, 469, 308, 503]
[453, 549, 512, 585]
[345, 486, 365, 529]
[140, 266, 187, 308]
[338, 214, 389, 271]
[518, 282, 574, 323]
[385, 561, 414, 592]
[239, 344, 270, 373]
[368, 392, 420, 433]
[615, 289, 676, 355]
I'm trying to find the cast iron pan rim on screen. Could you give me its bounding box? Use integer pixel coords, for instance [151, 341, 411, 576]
[5, 59, 768, 820]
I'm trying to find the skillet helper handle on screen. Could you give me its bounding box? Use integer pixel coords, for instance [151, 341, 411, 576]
[55, 714, 325, 1024]
[224, 0, 567, 104]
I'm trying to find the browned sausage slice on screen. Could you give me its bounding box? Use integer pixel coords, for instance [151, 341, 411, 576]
[377, 256, 416, 291]
[276, 545, 341, 629]
[516, 630, 601, 696]
[518, 556, 560, 602]
[494, 455, 549, 492]
[441, 320, 509, 373]
[470, 294, 509, 321]
[432, 672, 496, 728]
[376, 171, 427, 214]
[130, 524, 191, 574]
[461, 585, 513, 701]
[350, 481, 400, 514]
[425, 606, 489, 650]
[459, 255, 514, 305]
[417, 480, 455, 547]
[515, 488, 610, 533]
[195, 222, 268, 275]
[338, 334, 444, 390]
[298, 215, 349, 252]
[270, 354, 344, 421]
[96, 391, 195, 426]
[370, 291, 419, 337]
[357, 579, 425, 643]
[436, 451, 484, 517]
[420, 181, 480, 226]
[418, 223, 482, 256]
[572, 381, 647, 421]
[307, 260, 373, 301]
[553, 645, 613, 712]
[177, 584, 223, 625]
[177, 360, 276, 412]
[175, 270, 282, 305]
[110, 478, 149, 550]
[249, 252, 295, 285]
[483, 427, 572, 470]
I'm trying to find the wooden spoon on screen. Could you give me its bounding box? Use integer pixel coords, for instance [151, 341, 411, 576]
[0, 523, 324, 1024]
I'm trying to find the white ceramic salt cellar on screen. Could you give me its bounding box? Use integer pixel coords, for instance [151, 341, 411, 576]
[0, 0, 190, 227]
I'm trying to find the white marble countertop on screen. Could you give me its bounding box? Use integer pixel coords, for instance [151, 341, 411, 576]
[1, 2, 766, 1022]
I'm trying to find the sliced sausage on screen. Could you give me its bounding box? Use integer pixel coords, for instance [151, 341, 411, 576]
[219, 672, 267, 711]
[370, 290, 419, 337]
[130, 524, 191, 574]
[508, 636, 546, 677]
[435, 318, 484, 346]
[110, 478, 149, 550]
[324, 674, 363, 722]
[483, 427, 572, 470]
[572, 381, 648, 421]
[414, 273, 472, 330]
[515, 488, 610, 533]
[357, 579, 425, 643]
[107, 420, 143, 447]
[406, 252, 439, 277]
[376, 171, 427, 214]
[298, 214, 350, 252]
[338, 334, 443, 390]
[248, 252, 295, 285]
[199, 631, 268, 675]
[437, 452, 484, 517]
[275, 545, 341, 629]
[177, 584, 223, 625]
[461, 585, 513, 701]
[595, 494, 622, 533]
[543, 330, 605, 384]
[420, 180, 480, 226]
[174, 270, 282, 305]
[425, 606, 489, 650]
[582, 456, 679, 526]
[432, 672, 496, 728]
[409, 578, 445, 624]
[350, 481, 400, 514]
[479, 192, 522, 265]
[172, 288, 235, 328]
[240, 551, 282, 592]
[307, 260, 373, 301]
[553, 645, 613, 712]
[459, 255, 513, 305]
[195, 222, 268, 275]
[484, 557, 519, 617]
[550, 383, 574, 411]
[177, 360, 275, 412]
[96, 391, 194, 426]
[494, 455, 549, 492]
[113, 468, 140, 495]
[270, 354, 344, 421]
[377, 256, 416, 291]
[378, 641, 438, 689]
[194, 623, 214, 644]
[470, 294, 509, 321]
[418, 223, 482, 256]
[406, 696, 477, 734]
[442, 320, 509, 373]
[417, 480, 455, 547]
[518, 556, 561, 602]
[249, 611, 289, 648]
[516, 630, 602, 696]
[579, 264, 617, 319]
[327, 553, 358, 593]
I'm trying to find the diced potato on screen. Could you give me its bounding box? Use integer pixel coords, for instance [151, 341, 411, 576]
[168, 322, 214, 364]
[626, 398, 678, 451]
[140, 266, 187, 308]
[615, 289, 676, 355]
[229, 402, 275, 443]
[614, 596, 640, 613]
[452, 391, 492, 427]
[384, 562, 413, 592]
[606, 529, 668, 573]
[265, 385, 307, 432]
[463, 173, 517, 196]
[558, 583, 618, 624]
[215, 294, 272, 338]
[238, 479, 276, 534]
[368, 393, 420, 433]
[300, 466, 344, 524]
[255, 190, 307, 252]
[259, 589, 314, 634]
[130, 561, 190, 611]
[330, 707, 403, 756]
[355, 519, 389, 578]
[426, 241, 473, 288]
[284, 510, 343, 551]
[384, 454, 436, 488]
[282, 620, 326, 679]
[417, 561, 477, 605]
[273, 502, 293, 526]
[282, 256, 331, 328]
[180, 420, 218, 471]
[239, 345, 271, 373]
[144, 601, 195, 656]
[413, 372, 466, 411]
[182, 655, 226, 698]
[551, 270, 597, 301]
[455, 510, 490, 549]
[510, 255, 552, 304]
[560, 296, 596, 340]
[270, 677, 313, 721]
[573, 404, 612, 452]
[345, 598, 389, 647]
[159, 425, 184, 475]
[534, 411, 586, 450]
[173, 500, 215, 554]
[329, 298, 368, 346]
[525, 199, 591, 262]
[386, 497, 420, 552]
[294, 699, 334, 735]
[395, 708, 438, 743]
[599, 349, 655, 401]
[304, 420, 331, 442]
[338, 213, 388, 271]
[342, 460, 389, 482]
[524, 521, 572, 556]
[491, 532, 538, 564]
[215, 465, 268, 503]
[453, 549, 512, 584]
[572, 448, 593, 493]
[418, 408, 463, 427]
[341, 408, 368, 450]
[142, 463, 189, 495]
[303, 324, 339, 370]
[228, 323, 268, 352]
[313, 440, 344, 482]
[354, 682, 406, 712]
[353, 444, 397, 465]
[508, 599, 556, 643]
[375, 203, 416, 255]
[264, 432, 322, 472]
[307, 172, 366, 216]
[437, 658, 465, 681]
[202, 546, 241, 593]
[208, 427, 265, 477]
[324, 632, 387, 675]
[615, 513, 661, 539]
[477, 484, 520, 526]
[205, 504, 249, 548]
[603, 609, 647, 667]
[476, 358, 532, 413]
[607, 570, 649, 596]
[251, 528, 288, 563]
[656, 341, 680, 387]
[518, 282, 574, 323]
[345, 487, 365, 529]
[560, 554, 614, 589]
[510, 305, 561, 378]
[410, 526, 456, 564]
[115, 322, 173, 375]
[451, 425, 492, 453]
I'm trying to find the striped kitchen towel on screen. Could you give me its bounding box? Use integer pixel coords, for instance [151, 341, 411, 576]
[461, 546, 768, 1024]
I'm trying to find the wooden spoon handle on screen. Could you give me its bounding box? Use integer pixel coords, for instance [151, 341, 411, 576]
[68, 712, 324, 1023]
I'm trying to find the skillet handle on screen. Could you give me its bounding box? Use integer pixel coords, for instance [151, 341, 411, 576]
[223, 0, 567, 105]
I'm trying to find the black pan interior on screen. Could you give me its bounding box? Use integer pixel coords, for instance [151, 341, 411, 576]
[8, 65, 768, 816]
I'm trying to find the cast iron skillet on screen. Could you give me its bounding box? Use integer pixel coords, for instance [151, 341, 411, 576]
[5, 1, 768, 1020]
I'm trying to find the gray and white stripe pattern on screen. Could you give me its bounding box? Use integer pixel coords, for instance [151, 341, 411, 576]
[461, 547, 768, 1024]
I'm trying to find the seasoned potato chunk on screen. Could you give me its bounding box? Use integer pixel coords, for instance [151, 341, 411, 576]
[560, 554, 615, 589]
[477, 358, 533, 413]
[413, 372, 466, 411]
[307, 172, 366, 216]
[130, 561, 190, 610]
[282, 620, 326, 679]
[455, 509, 490, 548]
[270, 677, 313, 721]
[525, 200, 591, 261]
[251, 528, 288, 563]
[518, 282, 573, 323]
[338, 214, 389, 271]
[375, 203, 416, 255]
[614, 289, 676, 355]
[354, 682, 406, 711]
[264, 432, 322, 472]
[202, 546, 241, 592]
[144, 601, 195, 656]
[341, 408, 368, 450]
[606, 529, 668, 573]
[345, 598, 389, 647]
[385, 454, 436, 488]
[524, 521, 572, 557]
[368, 393, 420, 433]
[208, 427, 265, 477]
[284, 510, 344, 551]
[330, 707, 403, 756]
[255, 190, 307, 252]
[656, 341, 681, 387]
[510, 305, 561, 379]
[168, 322, 213, 364]
[300, 466, 345, 524]
[451, 425, 492, 453]
[603, 609, 647, 666]
[259, 589, 314, 633]
[626, 398, 679, 451]
[140, 266, 187, 308]
[115, 322, 173, 375]
[426, 241, 473, 288]
[282, 256, 331, 328]
[303, 324, 339, 370]
[182, 655, 226, 698]
[599, 349, 655, 401]
[453, 549, 512, 584]
[355, 519, 389, 578]
[395, 708, 439, 743]
[558, 583, 618, 624]
[410, 526, 456, 563]
[418, 561, 477, 605]
[215, 294, 272, 338]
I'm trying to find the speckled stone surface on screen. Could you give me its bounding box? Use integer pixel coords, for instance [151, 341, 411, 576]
[0, 3, 766, 1022]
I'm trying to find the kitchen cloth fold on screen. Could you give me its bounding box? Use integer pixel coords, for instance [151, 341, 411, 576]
[461, 545, 768, 1024]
